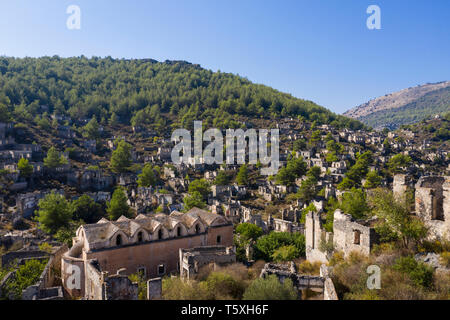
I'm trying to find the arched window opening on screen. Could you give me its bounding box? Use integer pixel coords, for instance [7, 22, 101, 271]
[216, 235, 222, 244]
[137, 232, 143, 243]
[177, 226, 182, 237]
[116, 234, 122, 246]
[158, 229, 163, 240]
[195, 224, 200, 234]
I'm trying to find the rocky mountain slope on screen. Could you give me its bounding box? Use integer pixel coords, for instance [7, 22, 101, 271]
[344, 81, 450, 129]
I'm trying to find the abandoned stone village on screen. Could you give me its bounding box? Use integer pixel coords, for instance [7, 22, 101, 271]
[0, 114, 449, 300]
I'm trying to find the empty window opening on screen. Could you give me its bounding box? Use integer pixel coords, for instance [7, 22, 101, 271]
[137, 267, 146, 278]
[431, 192, 444, 221]
[116, 234, 122, 246]
[353, 230, 361, 245]
[157, 264, 166, 276]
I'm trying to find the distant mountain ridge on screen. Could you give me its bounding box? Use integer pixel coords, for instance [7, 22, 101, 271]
[344, 81, 450, 129]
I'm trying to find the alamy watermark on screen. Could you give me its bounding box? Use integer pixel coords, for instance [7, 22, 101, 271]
[65, 5, 380, 31]
[65, 264, 81, 290]
[366, 265, 381, 289]
[66, 5, 81, 30]
[171, 121, 280, 175]
[367, 5, 381, 30]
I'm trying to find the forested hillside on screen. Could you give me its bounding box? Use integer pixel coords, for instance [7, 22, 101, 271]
[0, 56, 362, 132]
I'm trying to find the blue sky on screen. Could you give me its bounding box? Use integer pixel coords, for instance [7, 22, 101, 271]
[0, 0, 449, 114]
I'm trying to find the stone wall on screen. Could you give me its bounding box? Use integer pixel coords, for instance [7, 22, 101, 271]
[103, 271, 138, 300]
[323, 278, 338, 300]
[147, 277, 162, 300]
[260, 262, 336, 300]
[84, 261, 138, 300]
[1, 250, 48, 268]
[0, 271, 15, 298]
[21, 245, 67, 300]
[333, 209, 377, 258]
[393, 174, 414, 198]
[180, 245, 236, 279]
[84, 259, 104, 300]
[61, 241, 85, 298]
[415, 176, 449, 240]
[320, 264, 338, 300]
[305, 211, 330, 263]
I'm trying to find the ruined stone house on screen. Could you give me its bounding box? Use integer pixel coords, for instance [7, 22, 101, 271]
[259, 262, 338, 300]
[415, 176, 450, 240]
[179, 245, 236, 280]
[67, 169, 114, 191]
[84, 261, 138, 300]
[306, 208, 378, 263]
[333, 209, 379, 258]
[305, 211, 331, 263]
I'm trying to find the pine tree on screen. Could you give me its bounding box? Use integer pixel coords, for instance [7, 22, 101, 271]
[35, 193, 72, 234]
[18, 157, 33, 178]
[110, 113, 119, 125]
[110, 139, 132, 173]
[138, 164, 157, 187]
[83, 116, 100, 139]
[364, 170, 382, 188]
[0, 104, 11, 122]
[236, 164, 249, 186]
[43, 147, 67, 168]
[107, 187, 132, 220]
[183, 191, 206, 211]
[214, 170, 230, 186]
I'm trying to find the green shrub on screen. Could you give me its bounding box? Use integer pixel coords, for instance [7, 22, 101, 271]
[242, 274, 297, 300]
[254, 232, 305, 262]
[235, 223, 263, 241]
[272, 245, 300, 262]
[204, 272, 246, 300]
[162, 277, 210, 300]
[393, 256, 434, 288]
[3, 259, 48, 299]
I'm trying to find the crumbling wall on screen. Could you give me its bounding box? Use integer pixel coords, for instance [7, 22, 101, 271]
[61, 241, 85, 298]
[333, 209, 376, 257]
[393, 174, 414, 198]
[260, 262, 329, 299]
[84, 259, 104, 300]
[85, 262, 138, 300]
[305, 212, 330, 263]
[320, 264, 338, 300]
[1, 250, 48, 268]
[415, 176, 449, 240]
[3, 245, 67, 300]
[147, 277, 162, 300]
[180, 246, 236, 279]
[323, 278, 338, 300]
[103, 270, 138, 300]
